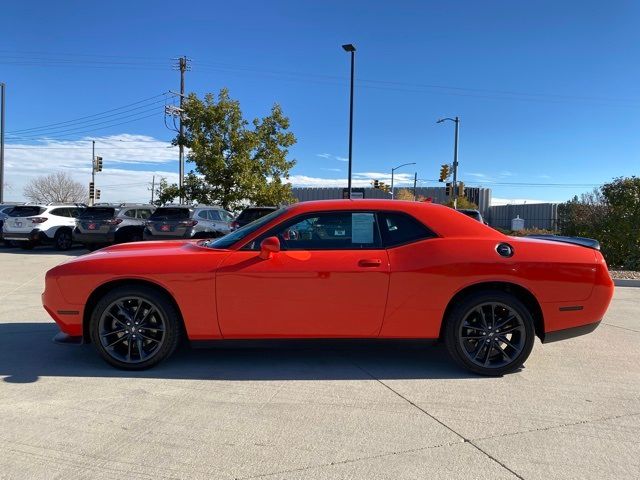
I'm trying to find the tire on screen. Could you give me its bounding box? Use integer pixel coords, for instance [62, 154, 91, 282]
[444, 291, 535, 376]
[89, 285, 182, 370]
[54, 228, 73, 251]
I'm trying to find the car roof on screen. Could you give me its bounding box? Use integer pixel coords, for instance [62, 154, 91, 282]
[281, 200, 499, 239]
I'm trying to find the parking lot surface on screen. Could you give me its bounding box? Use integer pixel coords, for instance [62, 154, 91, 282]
[0, 247, 639, 479]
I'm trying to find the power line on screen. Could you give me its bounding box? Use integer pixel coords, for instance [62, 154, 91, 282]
[7, 93, 169, 134]
[6, 105, 165, 139]
[6, 111, 163, 141]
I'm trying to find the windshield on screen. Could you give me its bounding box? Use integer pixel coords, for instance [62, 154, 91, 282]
[206, 207, 289, 249]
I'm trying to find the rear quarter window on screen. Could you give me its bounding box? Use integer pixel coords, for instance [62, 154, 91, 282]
[379, 212, 436, 247]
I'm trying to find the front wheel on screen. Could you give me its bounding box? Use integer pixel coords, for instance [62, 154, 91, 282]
[444, 291, 535, 376]
[89, 286, 182, 370]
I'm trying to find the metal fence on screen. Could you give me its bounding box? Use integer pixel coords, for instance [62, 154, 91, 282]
[486, 203, 559, 231]
[292, 187, 492, 216]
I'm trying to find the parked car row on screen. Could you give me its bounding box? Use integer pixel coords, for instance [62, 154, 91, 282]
[1, 202, 279, 251]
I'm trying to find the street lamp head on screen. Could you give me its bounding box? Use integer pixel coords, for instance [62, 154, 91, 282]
[436, 118, 445, 124]
[342, 44, 356, 52]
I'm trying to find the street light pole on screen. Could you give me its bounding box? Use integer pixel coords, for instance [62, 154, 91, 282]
[437, 116, 460, 208]
[390, 162, 416, 199]
[342, 44, 356, 199]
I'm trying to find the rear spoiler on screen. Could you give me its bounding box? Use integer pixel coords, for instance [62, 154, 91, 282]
[525, 234, 600, 251]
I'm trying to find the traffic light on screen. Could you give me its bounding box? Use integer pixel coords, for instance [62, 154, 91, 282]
[95, 189, 101, 200]
[95, 156, 103, 172]
[372, 179, 380, 189]
[439, 164, 450, 182]
[445, 182, 452, 196]
[89, 182, 95, 198]
[457, 182, 464, 197]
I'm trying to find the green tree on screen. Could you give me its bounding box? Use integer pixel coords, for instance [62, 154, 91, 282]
[558, 177, 640, 269]
[163, 89, 297, 211]
[445, 196, 478, 209]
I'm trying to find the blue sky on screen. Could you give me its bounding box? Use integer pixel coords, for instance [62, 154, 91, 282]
[2, 0, 639, 203]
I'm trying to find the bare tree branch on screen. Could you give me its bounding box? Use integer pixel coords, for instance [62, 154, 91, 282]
[23, 171, 88, 204]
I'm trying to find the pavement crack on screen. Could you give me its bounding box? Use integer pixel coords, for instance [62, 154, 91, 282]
[349, 360, 524, 480]
[235, 440, 466, 480]
[602, 322, 640, 334]
[471, 411, 640, 443]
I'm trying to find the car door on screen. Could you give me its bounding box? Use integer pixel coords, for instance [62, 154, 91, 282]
[216, 210, 390, 338]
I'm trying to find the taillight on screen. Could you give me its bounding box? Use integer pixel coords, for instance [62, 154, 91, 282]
[30, 217, 47, 224]
[231, 221, 239, 230]
[179, 220, 198, 227]
[106, 218, 123, 225]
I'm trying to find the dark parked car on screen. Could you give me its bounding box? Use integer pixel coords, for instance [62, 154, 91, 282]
[73, 204, 156, 250]
[143, 205, 233, 240]
[457, 209, 486, 224]
[232, 206, 278, 230]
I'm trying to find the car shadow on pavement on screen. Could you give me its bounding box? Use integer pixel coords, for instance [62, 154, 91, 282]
[0, 323, 480, 383]
[0, 246, 87, 256]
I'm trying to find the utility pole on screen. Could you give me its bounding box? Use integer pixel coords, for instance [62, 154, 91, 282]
[178, 56, 189, 204]
[150, 175, 155, 204]
[413, 172, 417, 201]
[0, 82, 5, 204]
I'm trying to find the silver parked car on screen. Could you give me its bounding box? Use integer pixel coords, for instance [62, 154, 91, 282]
[143, 204, 233, 240]
[73, 203, 156, 250]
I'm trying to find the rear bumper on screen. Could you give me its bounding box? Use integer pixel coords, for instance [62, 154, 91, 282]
[2, 229, 51, 244]
[541, 320, 601, 343]
[72, 229, 115, 244]
[143, 229, 189, 240]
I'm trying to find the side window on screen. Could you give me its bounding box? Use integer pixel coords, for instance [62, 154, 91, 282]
[49, 208, 69, 217]
[123, 210, 136, 218]
[137, 209, 152, 219]
[221, 211, 233, 222]
[378, 212, 436, 247]
[197, 210, 210, 220]
[248, 211, 381, 250]
[69, 208, 82, 218]
[209, 210, 222, 221]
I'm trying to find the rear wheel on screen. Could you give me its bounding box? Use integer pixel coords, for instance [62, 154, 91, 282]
[89, 286, 182, 370]
[54, 229, 72, 251]
[444, 291, 535, 376]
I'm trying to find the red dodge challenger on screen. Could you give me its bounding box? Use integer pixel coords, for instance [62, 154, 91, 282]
[43, 199, 614, 375]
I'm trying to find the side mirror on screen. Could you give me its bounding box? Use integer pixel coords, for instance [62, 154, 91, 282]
[259, 236, 280, 260]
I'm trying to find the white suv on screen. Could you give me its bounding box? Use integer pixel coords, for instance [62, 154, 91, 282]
[2, 204, 85, 250]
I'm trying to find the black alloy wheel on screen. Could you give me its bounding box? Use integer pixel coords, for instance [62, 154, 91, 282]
[444, 291, 535, 376]
[90, 286, 181, 369]
[54, 229, 73, 251]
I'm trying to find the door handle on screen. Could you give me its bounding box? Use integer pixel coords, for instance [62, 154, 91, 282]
[358, 258, 382, 267]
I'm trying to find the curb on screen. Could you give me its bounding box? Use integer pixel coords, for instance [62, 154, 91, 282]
[613, 279, 640, 288]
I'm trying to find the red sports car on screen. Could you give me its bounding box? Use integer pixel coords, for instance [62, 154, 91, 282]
[42, 200, 614, 375]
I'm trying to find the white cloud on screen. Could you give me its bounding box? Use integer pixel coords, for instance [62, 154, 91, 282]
[320, 168, 342, 172]
[316, 153, 348, 162]
[4, 134, 179, 203]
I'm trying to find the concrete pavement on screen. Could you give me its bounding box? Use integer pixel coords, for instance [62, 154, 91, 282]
[0, 246, 638, 479]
